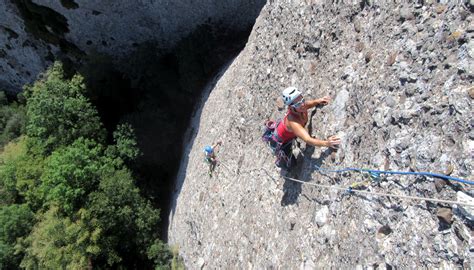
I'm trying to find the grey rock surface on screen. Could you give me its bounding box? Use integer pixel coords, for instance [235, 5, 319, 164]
[0, 1, 58, 93]
[0, 0, 265, 92]
[169, 1, 473, 268]
[31, 0, 265, 53]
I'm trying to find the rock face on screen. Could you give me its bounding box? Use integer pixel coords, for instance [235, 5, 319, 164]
[0, 0, 265, 92]
[0, 1, 57, 93]
[169, 1, 473, 268]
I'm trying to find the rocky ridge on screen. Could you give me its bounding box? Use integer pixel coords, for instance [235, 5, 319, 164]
[169, 1, 473, 268]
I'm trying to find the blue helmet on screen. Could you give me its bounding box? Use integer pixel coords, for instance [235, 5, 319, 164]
[204, 146, 213, 153]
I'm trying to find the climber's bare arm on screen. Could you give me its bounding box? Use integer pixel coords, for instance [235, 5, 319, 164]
[212, 141, 222, 150]
[289, 121, 341, 148]
[305, 95, 331, 109]
[289, 121, 330, 147]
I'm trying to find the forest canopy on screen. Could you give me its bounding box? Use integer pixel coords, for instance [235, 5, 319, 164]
[0, 62, 176, 269]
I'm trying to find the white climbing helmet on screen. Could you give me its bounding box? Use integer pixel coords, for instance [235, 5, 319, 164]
[282, 86, 302, 106]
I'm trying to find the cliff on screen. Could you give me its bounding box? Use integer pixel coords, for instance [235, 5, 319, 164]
[169, 1, 473, 268]
[0, 0, 265, 92]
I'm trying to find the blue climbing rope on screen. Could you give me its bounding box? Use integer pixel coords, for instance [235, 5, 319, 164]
[314, 165, 474, 185]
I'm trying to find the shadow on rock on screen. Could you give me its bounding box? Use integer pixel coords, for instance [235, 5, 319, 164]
[280, 166, 302, 206]
[280, 146, 335, 206]
[280, 106, 336, 206]
[312, 148, 335, 172]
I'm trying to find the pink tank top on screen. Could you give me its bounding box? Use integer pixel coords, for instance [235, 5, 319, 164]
[276, 112, 297, 143]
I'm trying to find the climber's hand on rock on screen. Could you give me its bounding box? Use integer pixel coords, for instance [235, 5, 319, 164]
[318, 96, 331, 105]
[326, 135, 341, 149]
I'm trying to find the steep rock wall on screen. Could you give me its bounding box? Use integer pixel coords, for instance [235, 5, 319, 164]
[169, 1, 473, 268]
[0, 1, 58, 93]
[0, 0, 265, 92]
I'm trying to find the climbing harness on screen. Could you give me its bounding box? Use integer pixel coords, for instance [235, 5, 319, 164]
[262, 120, 295, 169]
[261, 120, 279, 154]
[204, 145, 218, 161]
[314, 165, 474, 185]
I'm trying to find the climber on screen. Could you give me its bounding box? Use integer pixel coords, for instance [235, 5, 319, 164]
[269, 86, 340, 168]
[204, 141, 222, 177]
[278, 86, 341, 149]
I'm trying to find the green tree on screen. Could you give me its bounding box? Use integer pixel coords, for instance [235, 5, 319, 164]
[24, 62, 105, 153]
[21, 164, 169, 268]
[147, 240, 176, 269]
[0, 138, 28, 205]
[111, 123, 140, 162]
[0, 204, 34, 269]
[0, 91, 26, 147]
[1, 61, 173, 269]
[39, 138, 109, 214]
[19, 206, 101, 270]
[0, 91, 6, 105]
[0, 137, 45, 210]
[87, 169, 165, 266]
[0, 150, 21, 205]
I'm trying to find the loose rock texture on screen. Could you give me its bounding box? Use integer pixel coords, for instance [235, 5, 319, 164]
[0, 0, 265, 92]
[169, 1, 473, 268]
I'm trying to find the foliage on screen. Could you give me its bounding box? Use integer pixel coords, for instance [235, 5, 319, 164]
[111, 123, 140, 162]
[170, 245, 185, 270]
[24, 62, 105, 153]
[87, 169, 162, 265]
[0, 204, 34, 269]
[13, 151, 45, 210]
[147, 240, 176, 270]
[0, 139, 24, 205]
[39, 138, 109, 215]
[19, 206, 100, 270]
[0, 62, 172, 269]
[0, 91, 6, 105]
[0, 91, 26, 147]
[0, 137, 45, 209]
